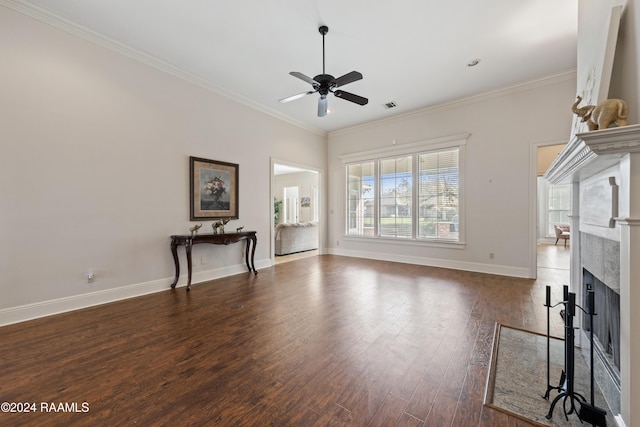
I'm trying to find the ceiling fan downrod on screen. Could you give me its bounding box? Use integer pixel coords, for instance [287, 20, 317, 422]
[319, 25, 328, 75]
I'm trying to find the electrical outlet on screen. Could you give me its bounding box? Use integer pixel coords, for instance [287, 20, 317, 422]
[87, 271, 94, 282]
[489, 252, 495, 259]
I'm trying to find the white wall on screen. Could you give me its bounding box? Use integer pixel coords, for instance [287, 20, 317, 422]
[0, 6, 326, 322]
[327, 75, 577, 278]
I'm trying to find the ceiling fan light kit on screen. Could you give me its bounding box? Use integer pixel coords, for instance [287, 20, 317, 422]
[279, 25, 368, 117]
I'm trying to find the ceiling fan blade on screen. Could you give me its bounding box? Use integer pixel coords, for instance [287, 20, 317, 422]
[334, 90, 368, 106]
[318, 95, 328, 117]
[331, 71, 363, 88]
[279, 91, 315, 103]
[290, 71, 320, 88]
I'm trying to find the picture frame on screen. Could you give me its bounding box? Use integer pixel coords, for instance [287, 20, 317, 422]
[190, 156, 239, 220]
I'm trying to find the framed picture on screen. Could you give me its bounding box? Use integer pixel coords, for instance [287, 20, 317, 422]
[190, 156, 239, 220]
[301, 197, 311, 208]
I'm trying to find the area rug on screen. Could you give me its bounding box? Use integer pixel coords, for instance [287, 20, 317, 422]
[484, 324, 614, 426]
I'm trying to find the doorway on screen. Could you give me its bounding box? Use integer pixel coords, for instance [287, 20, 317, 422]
[532, 142, 571, 278]
[272, 161, 321, 265]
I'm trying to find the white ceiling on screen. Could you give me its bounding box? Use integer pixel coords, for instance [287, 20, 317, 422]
[12, 0, 578, 134]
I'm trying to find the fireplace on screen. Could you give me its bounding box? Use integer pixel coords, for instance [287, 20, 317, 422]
[580, 232, 621, 414]
[583, 270, 620, 371]
[543, 124, 640, 426]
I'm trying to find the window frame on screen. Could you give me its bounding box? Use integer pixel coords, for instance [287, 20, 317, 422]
[546, 182, 571, 236]
[341, 133, 468, 247]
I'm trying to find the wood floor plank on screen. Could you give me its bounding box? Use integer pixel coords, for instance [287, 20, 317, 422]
[396, 411, 425, 427]
[422, 392, 458, 427]
[0, 250, 564, 426]
[365, 392, 408, 427]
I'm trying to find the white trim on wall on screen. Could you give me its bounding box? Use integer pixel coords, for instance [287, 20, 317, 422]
[330, 73, 576, 138]
[0, 259, 272, 327]
[328, 247, 530, 278]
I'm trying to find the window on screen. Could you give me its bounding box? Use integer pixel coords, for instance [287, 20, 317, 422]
[347, 161, 375, 236]
[547, 183, 570, 235]
[344, 135, 465, 243]
[418, 149, 459, 240]
[379, 156, 413, 238]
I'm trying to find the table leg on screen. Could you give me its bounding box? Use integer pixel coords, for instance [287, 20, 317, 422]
[250, 235, 257, 274]
[170, 240, 180, 289]
[244, 238, 251, 272]
[185, 240, 193, 290]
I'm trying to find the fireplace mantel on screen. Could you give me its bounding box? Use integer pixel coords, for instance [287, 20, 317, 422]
[544, 124, 640, 184]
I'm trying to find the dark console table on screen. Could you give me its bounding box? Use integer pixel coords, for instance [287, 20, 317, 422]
[170, 231, 257, 290]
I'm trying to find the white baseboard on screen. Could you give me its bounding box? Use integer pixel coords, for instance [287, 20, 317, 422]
[0, 259, 272, 327]
[0, 252, 527, 327]
[327, 248, 531, 278]
[614, 414, 626, 427]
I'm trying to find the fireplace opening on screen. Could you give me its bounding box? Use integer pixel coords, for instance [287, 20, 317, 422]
[583, 269, 621, 385]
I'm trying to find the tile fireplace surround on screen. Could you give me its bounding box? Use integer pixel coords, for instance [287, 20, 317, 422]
[545, 124, 640, 427]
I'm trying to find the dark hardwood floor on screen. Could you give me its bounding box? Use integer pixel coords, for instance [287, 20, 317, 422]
[0, 246, 568, 426]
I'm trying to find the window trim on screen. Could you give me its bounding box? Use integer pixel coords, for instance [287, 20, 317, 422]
[341, 133, 468, 246]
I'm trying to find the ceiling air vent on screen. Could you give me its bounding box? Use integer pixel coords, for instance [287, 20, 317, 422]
[383, 101, 397, 109]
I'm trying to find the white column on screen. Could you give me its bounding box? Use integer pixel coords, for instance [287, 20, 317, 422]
[618, 152, 640, 426]
[568, 181, 582, 342]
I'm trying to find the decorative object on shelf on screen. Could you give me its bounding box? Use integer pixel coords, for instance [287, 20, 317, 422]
[572, 96, 629, 131]
[190, 156, 239, 220]
[212, 218, 230, 234]
[189, 223, 202, 236]
[236, 226, 244, 233]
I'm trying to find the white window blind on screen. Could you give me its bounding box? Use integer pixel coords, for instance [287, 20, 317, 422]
[379, 156, 413, 238]
[418, 148, 459, 240]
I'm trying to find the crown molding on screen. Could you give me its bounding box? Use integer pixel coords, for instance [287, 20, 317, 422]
[329, 71, 576, 137]
[0, 0, 327, 137]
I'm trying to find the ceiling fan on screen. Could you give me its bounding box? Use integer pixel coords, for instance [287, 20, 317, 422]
[279, 25, 368, 117]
